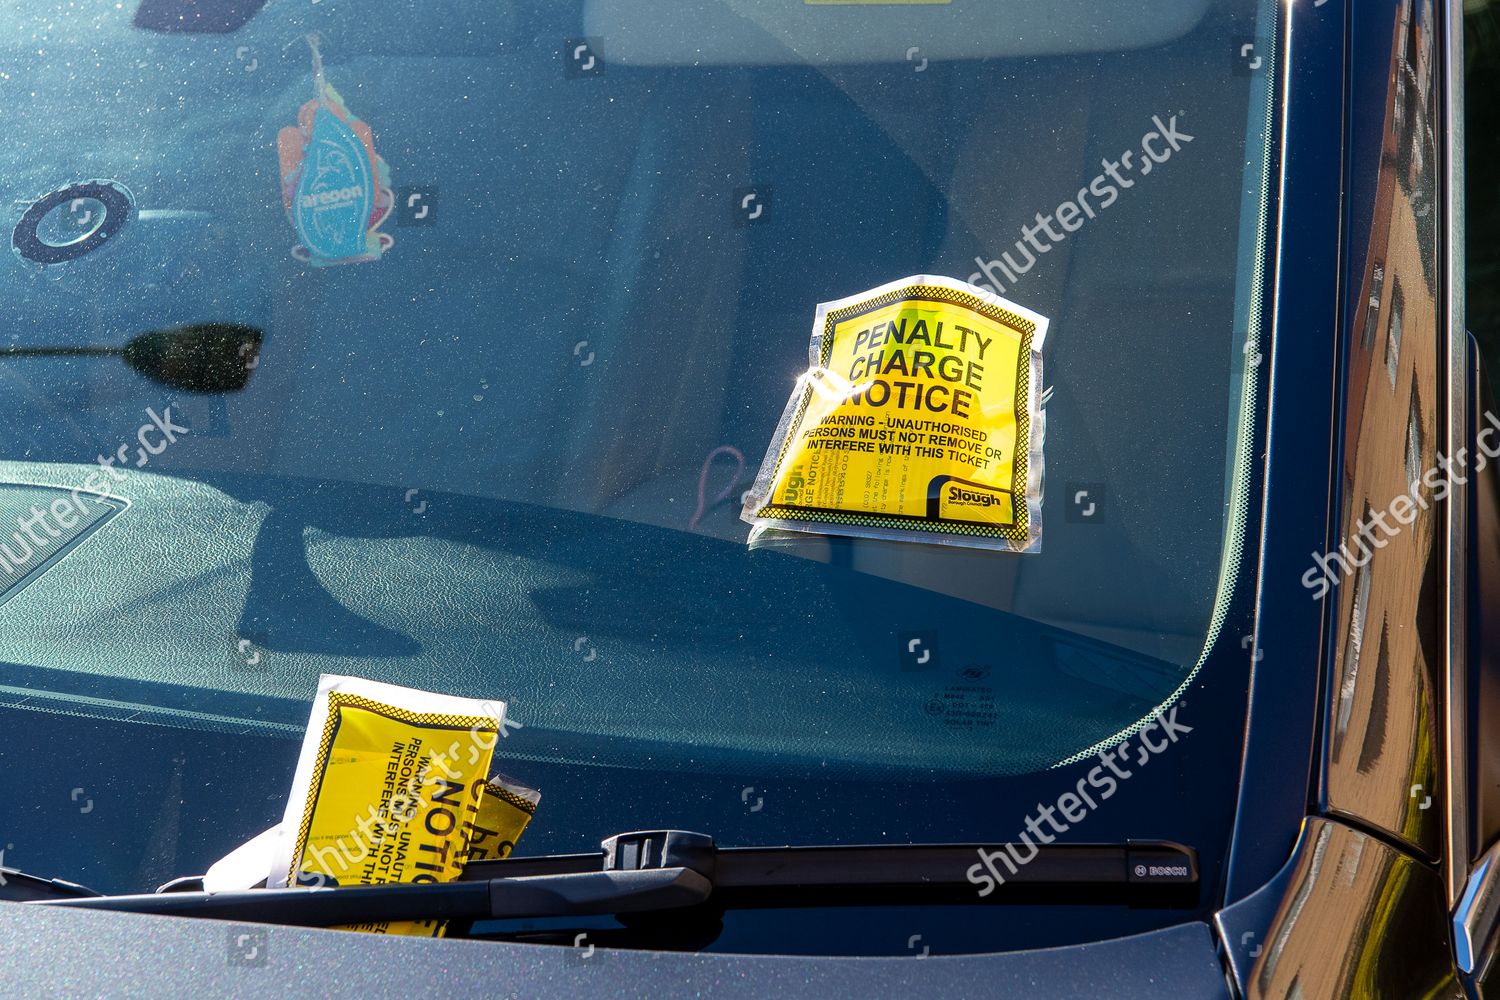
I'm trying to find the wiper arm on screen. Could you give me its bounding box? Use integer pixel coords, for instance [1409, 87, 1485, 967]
[31, 830, 1197, 927]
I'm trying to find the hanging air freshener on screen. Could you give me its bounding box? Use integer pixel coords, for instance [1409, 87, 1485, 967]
[277, 35, 394, 266]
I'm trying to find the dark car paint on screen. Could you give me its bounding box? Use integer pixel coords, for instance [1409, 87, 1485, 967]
[0, 903, 1233, 1000]
[1250, 817, 1463, 998]
[1227, 0, 1476, 996]
[1221, 0, 1345, 908]
[1320, 0, 1446, 865]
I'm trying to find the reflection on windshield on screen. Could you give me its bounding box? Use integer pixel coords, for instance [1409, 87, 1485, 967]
[0, 0, 1272, 780]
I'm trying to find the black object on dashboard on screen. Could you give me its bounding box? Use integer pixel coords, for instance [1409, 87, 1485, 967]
[133, 0, 271, 34]
[0, 323, 263, 394]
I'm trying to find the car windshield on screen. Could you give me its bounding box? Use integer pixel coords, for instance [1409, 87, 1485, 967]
[2, 0, 1278, 940]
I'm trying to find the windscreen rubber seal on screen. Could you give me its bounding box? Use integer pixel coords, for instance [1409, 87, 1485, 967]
[12, 180, 136, 266]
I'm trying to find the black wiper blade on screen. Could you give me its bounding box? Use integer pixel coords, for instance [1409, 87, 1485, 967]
[33, 868, 711, 928]
[0, 867, 100, 902]
[466, 831, 1199, 908]
[30, 830, 1197, 927]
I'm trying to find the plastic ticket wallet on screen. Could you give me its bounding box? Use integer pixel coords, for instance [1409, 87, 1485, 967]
[265, 674, 535, 937]
[743, 275, 1048, 552]
[463, 775, 541, 863]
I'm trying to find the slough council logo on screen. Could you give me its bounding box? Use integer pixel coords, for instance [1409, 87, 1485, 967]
[947, 485, 1002, 508]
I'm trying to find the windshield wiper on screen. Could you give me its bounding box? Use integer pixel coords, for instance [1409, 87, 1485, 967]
[31, 830, 1197, 927]
[0, 867, 99, 902]
[34, 866, 709, 927]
